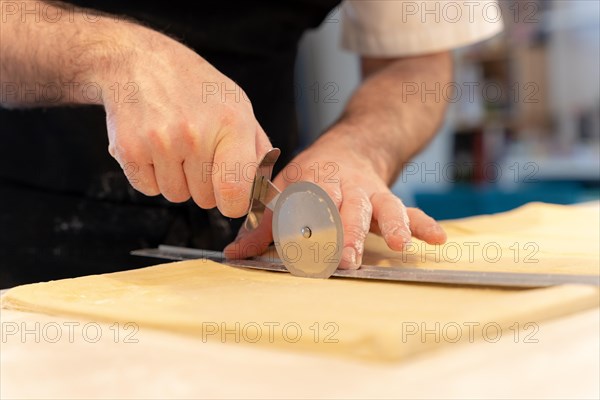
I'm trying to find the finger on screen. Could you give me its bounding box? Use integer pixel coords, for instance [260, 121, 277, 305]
[255, 124, 273, 160]
[141, 125, 191, 203]
[222, 125, 275, 259]
[212, 127, 258, 218]
[371, 191, 412, 251]
[338, 185, 372, 270]
[406, 207, 447, 244]
[108, 144, 160, 196]
[181, 126, 218, 209]
[183, 157, 217, 209]
[153, 157, 191, 203]
[223, 209, 273, 259]
[221, 126, 278, 259]
[124, 162, 160, 196]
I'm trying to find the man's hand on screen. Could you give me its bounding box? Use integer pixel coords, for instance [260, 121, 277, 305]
[102, 30, 272, 217]
[224, 133, 446, 269]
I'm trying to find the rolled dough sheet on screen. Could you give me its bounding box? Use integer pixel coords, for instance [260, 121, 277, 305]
[2, 202, 599, 362]
[363, 201, 600, 275]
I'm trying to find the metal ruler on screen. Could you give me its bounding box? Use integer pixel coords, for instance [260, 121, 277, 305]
[131, 245, 600, 288]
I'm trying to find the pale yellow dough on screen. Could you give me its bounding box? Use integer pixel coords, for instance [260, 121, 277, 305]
[363, 201, 600, 275]
[2, 202, 599, 361]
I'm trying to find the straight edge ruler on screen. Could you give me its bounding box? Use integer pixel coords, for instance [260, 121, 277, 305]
[132, 245, 600, 288]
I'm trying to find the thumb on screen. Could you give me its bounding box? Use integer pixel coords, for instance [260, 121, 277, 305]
[223, 126, 275, 259]
[224, 208, 274, 259]
[255, 124, 273, 160]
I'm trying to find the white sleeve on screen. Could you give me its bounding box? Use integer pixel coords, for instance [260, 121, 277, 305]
[340, 0, 504, 57]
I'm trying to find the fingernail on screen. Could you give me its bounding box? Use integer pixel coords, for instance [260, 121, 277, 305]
[391, 225, 410, 237]
[390, 225, 412, 247]
[430, 224, 447, 243]
[356, 252, 363, 268]
[341, 247, 358, 269]
[427, 224, 444, 236]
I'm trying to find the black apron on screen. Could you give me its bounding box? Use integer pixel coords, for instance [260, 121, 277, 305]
[0, 1, 340, 287]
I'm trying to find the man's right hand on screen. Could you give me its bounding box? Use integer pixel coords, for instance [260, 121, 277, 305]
[100, 28, 272, 217]
[1, 3, 270, 217]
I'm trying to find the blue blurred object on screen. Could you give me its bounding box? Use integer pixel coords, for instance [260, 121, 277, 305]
[415, 182, 599, 220]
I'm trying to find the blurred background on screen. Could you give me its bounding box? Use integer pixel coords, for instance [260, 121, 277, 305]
[294, 0, 600, 219]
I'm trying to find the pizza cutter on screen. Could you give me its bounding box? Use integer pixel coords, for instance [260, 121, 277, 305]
[244, 148, 343, 278]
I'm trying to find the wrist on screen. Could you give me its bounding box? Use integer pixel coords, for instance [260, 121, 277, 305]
[317, 121, 397, 185]
[79, 18, 168, 107]
[86, 25, 146, 106]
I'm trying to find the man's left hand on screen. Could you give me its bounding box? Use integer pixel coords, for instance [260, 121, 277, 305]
[224, 133, 446, 269]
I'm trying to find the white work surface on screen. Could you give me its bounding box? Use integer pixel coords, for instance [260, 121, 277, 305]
[1, 304, 598, 399]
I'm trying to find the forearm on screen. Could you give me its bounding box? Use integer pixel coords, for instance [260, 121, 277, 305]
[320, 51, 453, 185]
[0, 0, 143, 107]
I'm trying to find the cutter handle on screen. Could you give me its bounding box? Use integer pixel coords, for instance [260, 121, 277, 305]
[244, 148, 281, 231]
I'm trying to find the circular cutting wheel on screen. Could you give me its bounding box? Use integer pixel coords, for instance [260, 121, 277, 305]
[272, 181, 343, 278]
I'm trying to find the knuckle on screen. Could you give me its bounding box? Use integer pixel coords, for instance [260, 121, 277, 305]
[110, 138, 135, 163]
[372, 191, 408, 226]
[217, 106, 246, 133]
[113, 143, 148, 171]
[343, 192, 372, 231]
[380, 221, 408, 237]
[372, 191, 400, 207]
[148, 128, 172, 153]
[388, 193, 406, 210]
[180, 122, 200, 146]
[218, 108, 237, 128]
[218, 107, 255, 136]
[347, 193, 372, 212]
[344, 224, 368, 243]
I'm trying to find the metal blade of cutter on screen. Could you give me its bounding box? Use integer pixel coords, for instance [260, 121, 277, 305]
[272, 181, 343, 278]
[130, 245, 600, 287]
